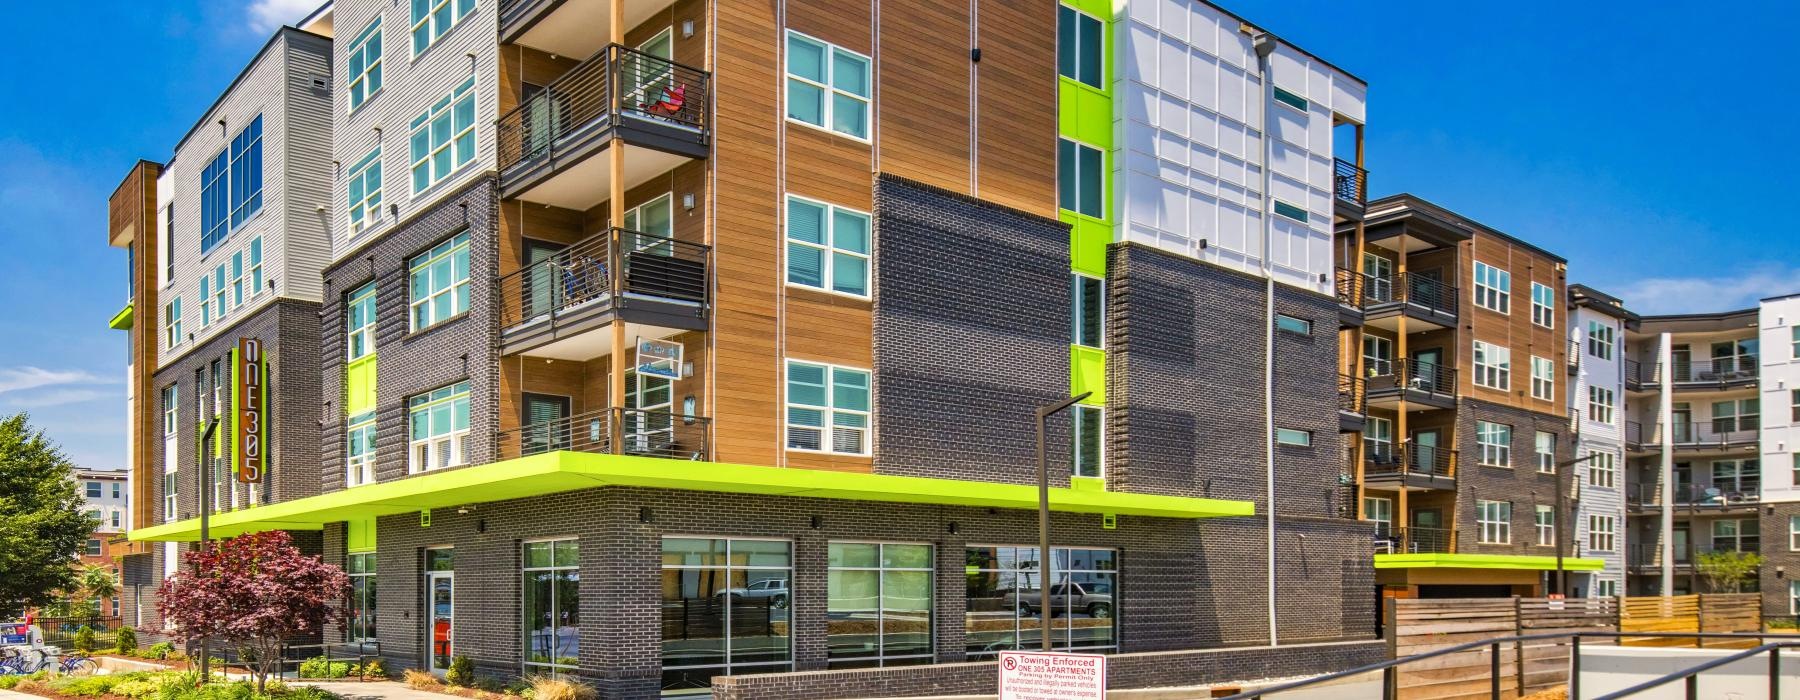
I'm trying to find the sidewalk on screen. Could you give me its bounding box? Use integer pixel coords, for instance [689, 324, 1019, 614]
[296, 681, 449, 700]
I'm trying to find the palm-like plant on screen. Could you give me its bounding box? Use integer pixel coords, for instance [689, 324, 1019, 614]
[80, 565, 119, 602]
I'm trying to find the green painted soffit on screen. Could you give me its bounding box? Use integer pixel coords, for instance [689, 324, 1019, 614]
[1374, 553, 1606, 571]
[109, 302, 134, 331]
[130, 452, 1256, 542]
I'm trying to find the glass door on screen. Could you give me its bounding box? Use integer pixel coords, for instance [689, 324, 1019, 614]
[1672, 403, 1693, 443]
[1410, 429, 1441, 474]
[623, 370, 674, 454]
[628, 29, 675, 114]
[426, 549, 454, 673]
[1411, 348, 1444, 392]
[521, 393, 572, 456]
[1362, 253, 1392, 303]
[1670, 346, 1692, 382]
[522, 239, 567, 320]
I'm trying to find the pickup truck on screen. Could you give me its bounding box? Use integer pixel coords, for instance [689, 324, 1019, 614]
[1004, 582, 1112, 618]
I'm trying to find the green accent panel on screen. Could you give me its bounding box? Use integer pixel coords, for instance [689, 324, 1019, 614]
[1065, 212, 1110, 277]
[129, 452, 1255, 542]
[346, 355, 378, 416]
[1069, 476, 1105, 492]
[1070, 345, 1105, 405]
[108, 302, 134, 331]
[223, 347, 235, 463]
[1058, 79, 1112, 150]
[1373, 554, 1606, 571]
[1064, 0, 1111, 19]
[346, 517, 376, 552]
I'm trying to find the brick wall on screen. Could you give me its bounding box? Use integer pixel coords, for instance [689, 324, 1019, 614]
[870, 174, 1074, 483]
[1454, 398, 1576, 557]
[1760, 502, 1799, 616]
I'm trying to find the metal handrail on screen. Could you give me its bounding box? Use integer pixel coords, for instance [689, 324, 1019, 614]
[1217, 631, 1798, 700]
[1593, 640, 1798, 700]
[1366, 446, 1456, 479]
[1368, 357, 1457, 398]
[495, 407, 710, 461]
[1333, 158, 1367, 205]
[497, 228, 710, 328]
[1338, 374, 1365, 414]
[1364, 271, 1458, 317]
[1370, 525, 1453, 554]
[1626, 482, 1761, 509]
[1334, 268, 1368, 309]
[495, 44, 711, 171]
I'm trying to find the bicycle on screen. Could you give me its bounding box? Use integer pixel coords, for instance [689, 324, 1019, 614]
[56, 653, 99, 676]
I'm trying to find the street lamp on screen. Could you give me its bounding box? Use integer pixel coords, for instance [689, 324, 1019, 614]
[1034, 392, 1091, 652]
[1553, 452, 1603, 597]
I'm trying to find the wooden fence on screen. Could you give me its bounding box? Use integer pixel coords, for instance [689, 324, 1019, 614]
[1387, 595, 1760, 699]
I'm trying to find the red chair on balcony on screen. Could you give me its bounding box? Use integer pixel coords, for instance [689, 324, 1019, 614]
[642, 84, 687, 118]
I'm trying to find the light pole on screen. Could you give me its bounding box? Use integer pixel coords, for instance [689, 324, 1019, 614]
[195, 417, 220, 684]
[1554, 452, 1602, 597]
[1035, 392, 1091, 652]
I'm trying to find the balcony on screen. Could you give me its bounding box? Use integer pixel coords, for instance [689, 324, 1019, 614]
[1624, 359, 1654, 392]
[1364, 445, 1456, 490]
[1625, 483, 1761, 514]
[1627, 542, 1759, 573]
[496, 407, 710, 461]
[496, 44, 710, 210]
[1623, 358, 1760, 392]
[1566, 339, 1581, 375]
[1360, 272, 1458, 332]
[1334, 268, 1367, 326]
[1621, 421, 1759, 456]
[1366, 357, 1457, 410]
[1338, 374, 1366, 431]
[1373, 525, 1454, 555]
[1333, 158, 1367, 220]
[498, 228, 709, 359]
[500, 0, 676, 58]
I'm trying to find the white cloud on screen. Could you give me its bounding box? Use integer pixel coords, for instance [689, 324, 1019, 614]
[247, 0, 321, 33]
[7, 388, 111, 409]
[1614, 265, 1800, 315]
[0, 367, 106, 394]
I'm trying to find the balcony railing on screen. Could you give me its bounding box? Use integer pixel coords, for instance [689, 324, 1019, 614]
[1625, 483, 1762, 509]
[1670, 357, 1759, 385]
[1333, 158, 1367, 206]
[1365, 444, 1456, 479]
[1334, 268, 1368, 309]
[1338, 374, 1366, 415]
[1367, 357, 1457, 401]
[1373, 525, 1453, 555]
[496, 407, 710, 461]
[1621, 421, 1759, 452]
[1363, 272, 1458, 320]
[1566, 339, 1581, 374]
[497, 228, 709, 330]
[1628, 542, 1760, 569]
[496, 44, 710, 173]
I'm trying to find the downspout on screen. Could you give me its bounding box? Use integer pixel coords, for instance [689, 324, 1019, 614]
[1252, 30, 1279, 647]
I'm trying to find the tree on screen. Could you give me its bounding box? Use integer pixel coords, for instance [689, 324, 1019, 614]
[1695, 549, 1763, 593]
[80, 564, 119, 610]
[157, 531, 351, 691]
[0, 413, 99, 617]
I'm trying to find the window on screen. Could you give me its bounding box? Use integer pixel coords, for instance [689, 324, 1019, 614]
[1056, 5, 1103, 89]
[347, 147, 383, 235]
[1790, 516, 1799, 551]
[86, 482, 102, 498]
[1058, 137, 1104, 218]
[1275, 314, 1311, 336]
[249, 237, 264, 296]
[1792, 389, 1799, 422]
[1273, 200, 1308, 223]
[111, 483, 121, 499]
[1275, 428, 1311, 447]
[1793, 326, 1800, 360]
[523, 539, 579, 674]
[1473, 341, 1511, 390]
[661, 538, 792, 691]
[1364, 416, 1393, 462]
[1072, 275, 1103, 348]
[410, 77, 476, 193]
[229, 251, 247, 308]
[1589, 386, 1616, 425]
[162, 473, 177, 522]
[411, 0, 475, 56]
[200, 275, 212, 326]
[828, 542, 933, 668]
[1472, 262, 1510, 313]
[1073, 405, 1103, 478]
[211, 265, 227, 320]
[347, 411, 376, 487]
[1535, 432, 1556, 473]
[1535, 505, 1554, 546]
[1363, 335, 1393, 376]
[1477, 421, 1511, 467]
[347, 553, 377, 642]
[164, 297, 182, 349]
[347, 19, 383, 110]
[408, 381, 469, 473]
[1531, 283, 1554, 327]
[786, 32, 871, 139]
[1587, 450, 1616, 488]
[1530, 356, 1555, 401]
[1364, 497, 1393, 534]
[86, 539, 102, 557]
[1711, 459, 1760, 493]
[1792, 581, 1800, 615]
[408, 231, 470, 331]
[1711, 518, 1760, 554]
[347, 283, 377, 360]
[1588, 515, 1615, 552]
[1587, 321, 1614, 360]
[965, 546, 1116, 658]
[785, 196, 869, 297]
[162, 384, 178, 520]
[1711, 398, 1759, 434]
[786, 361, 870, 455]
[163, 204, 175, 284]
[1273, 86, 1308, 112]
[1477, 500, 1511, 544]
[1596, 579, 1617, 598]
[199, 115, 264, 254]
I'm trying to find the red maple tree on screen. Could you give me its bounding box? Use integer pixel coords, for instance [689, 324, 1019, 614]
[157, 531, 350, 691]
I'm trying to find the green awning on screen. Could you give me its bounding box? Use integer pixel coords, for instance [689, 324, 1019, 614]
[109, 302, 134, 331]
[130, 451, 1255, 542]
[1375, 553, 1606, 571]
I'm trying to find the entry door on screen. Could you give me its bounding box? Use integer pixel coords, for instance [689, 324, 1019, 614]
[1411, 348, 1444, 392]
[521, 393, 572, 455]
[522, 239, 567, 319]
[1672, 526, 1691, 565]
[1363, 254, 1393, 303]
[1670, 346, 1692, 382]
[427, 571, 454, 672]
[1671, 403, 1693, 443]
[1411, 429, 1441, 474]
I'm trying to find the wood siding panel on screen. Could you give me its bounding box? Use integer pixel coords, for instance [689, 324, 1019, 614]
[1459, 235, 1567, 418]
[974, 0, 1056, 216]
[784, 289, 872, 367]
[876, 0, 971, 193]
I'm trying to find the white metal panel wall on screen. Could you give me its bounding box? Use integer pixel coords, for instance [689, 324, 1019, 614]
[282, 34, 337, 305]
[1571, 304, 1627, 592]
[1115, 0, 1364, 296]
[1760, 297, 1800, 503]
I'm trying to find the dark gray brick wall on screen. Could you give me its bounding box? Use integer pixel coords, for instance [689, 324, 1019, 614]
[320, 177, 500, 492]
[870, 173, 1074, 483]
[1454, 398, 1576, 557]
[1761, 502, 1799, 616]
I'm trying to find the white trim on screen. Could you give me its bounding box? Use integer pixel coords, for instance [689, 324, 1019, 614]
[784, 359, 871, 456]
[783, 194, 872, 300]
[784, 30, 873, 142]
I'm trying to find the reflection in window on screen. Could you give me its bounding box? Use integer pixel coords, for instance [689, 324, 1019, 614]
[964, 546, 1116, 659]
[827, 542, 933, 668]
[660, 538, 792, 694]
[523, 539, 579, 675]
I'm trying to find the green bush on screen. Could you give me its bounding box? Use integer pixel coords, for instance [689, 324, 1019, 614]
[361, 658, 386, 679]
[72, 625, 97, 652]
[445, 655, 475, 687]
[297, 656, 357, 679]
[146, 642, 175, 660]
[117, 626, 140, 655]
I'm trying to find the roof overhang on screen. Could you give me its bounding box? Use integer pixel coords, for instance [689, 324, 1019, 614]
[1375, 553, 1606, 571]
[130, 452, 1256, 542]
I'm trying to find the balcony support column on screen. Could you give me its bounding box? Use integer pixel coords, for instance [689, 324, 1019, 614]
[1351, 218, 1368, 519]
[1658, 332, 1674, 595]
[605, 0, 627, 456]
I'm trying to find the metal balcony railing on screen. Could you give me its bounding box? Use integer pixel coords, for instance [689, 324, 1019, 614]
[496, 407, 710, 461]
[1365, 444, 1456, 479]
[1669, 357, 1759, 385]
[1338, 374, 1366, 414]
[497, 228, 709, 329]
[1334, 268, 1369, 309]
[1363, 272, 1458, 319]
[1373, 525, 1453, 554]
[1622, 421, 1759, 452]
[495, 44, 710, 172]
[1566, 339, 1581, 373]
[1624, 421, 1650, 451]
[1625, 482, 1762, 509]
[1333, 158, 1367, 205]
[1367, 357, 1457, 400]
[1628, 542, 1760, 569]
[1623, 358, 1652, 389]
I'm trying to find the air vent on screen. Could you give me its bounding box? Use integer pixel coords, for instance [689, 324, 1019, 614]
[311, 74, 329, 91]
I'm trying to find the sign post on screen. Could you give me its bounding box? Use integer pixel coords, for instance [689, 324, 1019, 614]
[997, 651, 1106, 700]
[235, 338, 265, 484]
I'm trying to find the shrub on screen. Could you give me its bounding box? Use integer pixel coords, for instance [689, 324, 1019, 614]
[146, 642, 176, 660]
[286, 688, 340, 700]
[109, 678, 162, 699]
[403, 669, 442, 691]
[525, 676, 596, 700]
[117, 626, 140, 655]
[361, 658, 387, 679]
[445, 656, 475, 687]
[297, 656, 357, 679]
[72, 625, 97, 652]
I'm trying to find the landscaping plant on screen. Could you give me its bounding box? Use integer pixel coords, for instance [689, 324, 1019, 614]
[445, 655, 475, 687]
[116, 625, 139, 655]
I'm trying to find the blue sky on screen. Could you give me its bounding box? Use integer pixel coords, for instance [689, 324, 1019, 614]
[2, 0, 1796, 468]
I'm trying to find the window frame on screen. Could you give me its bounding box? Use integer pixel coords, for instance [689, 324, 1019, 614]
[1073, 404, 1104, 478]
[1589, 386, 1616, 425]
[347, 410, 376, 487]
[660, 537, 795, 682]
[1473, 340, 1511, 391]
[1530, 282, 1554, 328]
[1274, 314, 1312, 337]
[1071, 274, 1104, 349]
[784, 195, 871, 299]
[407, 380, 470, 474]
[522, 538, 580, 675]
[1477, 500, 1511, 544]
[1056, 4, 1104, 90]
[1477, 420, 1512, 467]
[409, 76, 477, 194]
[347, 282, 378, 361]
[1535, 431, 1555, 473]
[164, 298, 183, 349]
[1472, 261, 1511, 314]
[1588, 515, 1616, 552]
[825, 541, 935, 668]
[784, 30, 872, 140]
[785, 360, 871, 456]
[347, 552, 378, 643]
[347, 146, 383, 236]
[346, 18, 384, 111]
[408, 231, 471, 332]
[410, 0, 476, 57]
[1587, 321, 1615, 360]
[1275, 428, 1312, 447]
[1587, 450, 1616, 488]
[1530, 355, 1555, 401]
[1057, 136, 1105, 219]
[963, 545, 1117, 657]
[1535, 505, 1554, 546]
[1790, 515, 1799, 552]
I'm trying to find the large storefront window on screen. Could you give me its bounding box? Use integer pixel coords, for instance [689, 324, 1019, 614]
[347, 553, 377, 642]
[660, 538, 792, 694]
[827, 542, 932, 668]
[964, 546, 1116, 658]
[523, 539, 580, 674]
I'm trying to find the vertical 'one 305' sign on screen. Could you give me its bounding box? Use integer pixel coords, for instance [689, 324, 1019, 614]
[236, 337, 266, 484]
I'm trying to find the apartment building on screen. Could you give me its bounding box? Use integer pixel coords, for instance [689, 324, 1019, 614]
[1567, 285, 1635, 598]
[1339, 194, 1599, 598]
[117, 0, 1391, 696]
[1622, 294, 1800, 618]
